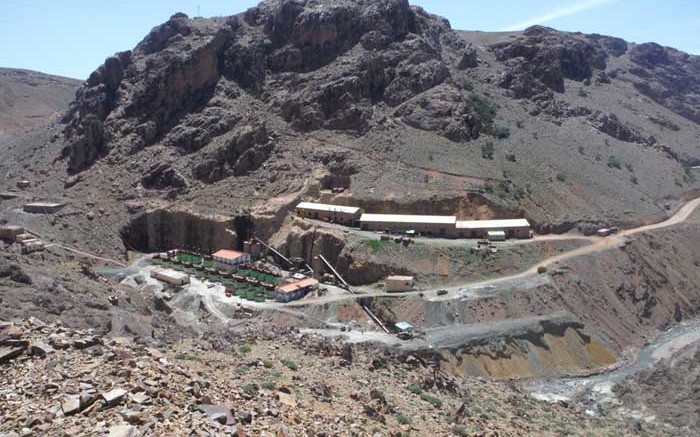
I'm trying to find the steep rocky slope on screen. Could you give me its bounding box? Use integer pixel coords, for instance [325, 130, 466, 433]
[0, 68, 81, 141]
[0, 317, 640, 437]
[0, 0, 699, 259]
[614, 341, 700, 434]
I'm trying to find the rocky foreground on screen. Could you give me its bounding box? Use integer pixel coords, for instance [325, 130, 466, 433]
[0, 317, 639, 437]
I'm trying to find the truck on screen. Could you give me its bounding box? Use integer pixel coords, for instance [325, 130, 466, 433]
[596, 227, 619, 237]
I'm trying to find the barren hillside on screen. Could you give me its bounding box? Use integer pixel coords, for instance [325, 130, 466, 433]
[0, 68, 81, 142]
[0, 0, 698, 259]
[1, 2, 700, 436]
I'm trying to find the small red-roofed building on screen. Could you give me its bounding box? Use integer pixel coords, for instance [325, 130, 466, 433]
[212, 249, 251, 272]
[274, 277, 319, 303]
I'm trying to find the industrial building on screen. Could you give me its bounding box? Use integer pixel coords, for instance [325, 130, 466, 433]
[453, 218, 531, 239]
[212, 249, 251, 272]
[296, 202, 363, 226]
[274, 277, 319, 303]
[359, 214, 456, 237]
[23, 202, 65, 214]
[294, 199, 532, 240]
[151, 268, 190, 285]
[384, 275, 415, 292]
[243, 240, 263, 260]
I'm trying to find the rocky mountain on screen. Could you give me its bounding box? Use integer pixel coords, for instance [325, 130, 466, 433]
[0, 68, 81, 142]
[1, 0, 699, 255]
[1, 3, 700, 435]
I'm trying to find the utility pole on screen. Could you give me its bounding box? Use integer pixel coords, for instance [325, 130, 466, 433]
[197, 4, 201, 17]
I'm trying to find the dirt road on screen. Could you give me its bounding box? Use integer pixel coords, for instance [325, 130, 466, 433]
[45, 243, 127, 267]
[290, 196, 700, 306]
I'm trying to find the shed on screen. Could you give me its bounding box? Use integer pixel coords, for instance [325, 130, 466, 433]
[151, 268, 190, 286]
[0, 225, 25, 240]
[295, 202, 363, 225]
[22, 240, 45, 254]
[23, 202, 65, 214]
[275, 277, 319, 303]
[395, 322, 414, 332]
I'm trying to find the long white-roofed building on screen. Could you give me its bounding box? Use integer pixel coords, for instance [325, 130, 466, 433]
[359, 214, 456, 237]
[295, 202, 363, 226]
[453, 218, 531, 239]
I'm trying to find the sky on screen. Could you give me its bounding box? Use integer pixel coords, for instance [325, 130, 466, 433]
[1, 0, 698, 79]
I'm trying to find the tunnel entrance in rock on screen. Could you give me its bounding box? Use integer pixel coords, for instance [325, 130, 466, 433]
[233, 215, 255, 250]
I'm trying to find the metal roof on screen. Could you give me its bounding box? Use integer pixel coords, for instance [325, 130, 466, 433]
[386, 275, 414, 281]
[456, 218, 530, 229]
[212, 249, 248, 260]
[395, 321, 414, 331]
[277, 277, 319, 293]
[359, 214, 456, 225]
[24, 202, 64, 207]
[154, 268, 189, 280]
[296, 202, 360, 214]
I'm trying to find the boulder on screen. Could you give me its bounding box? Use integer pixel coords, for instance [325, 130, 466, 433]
[195, 404, 235, 426]
[0, 345, 26, 363]
[72, 337, 101, 349]
[106, 425, 137, 437]
[492, 25, 608, 97]
[457, 45, 478, 69]
[61, 395, 81, 416]
[102, 388, 127, 406]
[29, 342, 54, 357]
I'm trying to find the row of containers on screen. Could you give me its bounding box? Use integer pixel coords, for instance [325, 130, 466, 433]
[152, 252, 280, 302]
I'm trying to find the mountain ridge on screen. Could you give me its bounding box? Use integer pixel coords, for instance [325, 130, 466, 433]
[0, 0, 699, 253]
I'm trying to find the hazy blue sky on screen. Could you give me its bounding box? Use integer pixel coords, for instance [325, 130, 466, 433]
[1, 0, 698, 79]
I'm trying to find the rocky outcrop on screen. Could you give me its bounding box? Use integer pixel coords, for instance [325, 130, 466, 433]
[626, 43, 700, 125]
[394, 85, 481, 141]
[192, 123, 273, 183]
[629, 42, 670, 68]
[62, 114, 107, 174]
[0, 261, 31, 285]
[589, 112, 656, 145]
[614, 343, 700, 431]
[585, 33, 627, 57]
[61, 13, 230, 172]
[457, 44, 478, 69]
[57, 0, 474, 177]
[120, 209, 253, 253]
[142, 163, 189, 190]
[260, 0, 418, 73]
[276, 21, 453, 133]
[492, 26, 608, 98]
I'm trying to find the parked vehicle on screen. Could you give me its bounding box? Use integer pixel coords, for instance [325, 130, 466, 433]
[596, 227, 619, 237]
[396, 331, 412, 340]
[437, 289, 448, 296]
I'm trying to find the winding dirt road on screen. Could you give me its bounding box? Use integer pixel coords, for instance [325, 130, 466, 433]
[289, 196, 700, 306]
